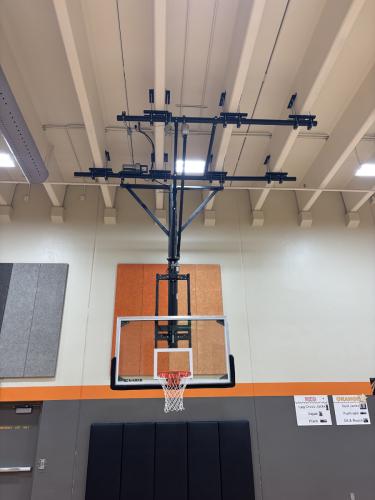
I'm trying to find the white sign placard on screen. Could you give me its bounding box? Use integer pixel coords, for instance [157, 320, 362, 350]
[294, 395, 332, 426]
[333, 395, 371, 425]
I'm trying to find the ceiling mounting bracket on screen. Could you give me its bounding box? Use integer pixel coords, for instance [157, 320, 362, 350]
[287, 93, 297, 109]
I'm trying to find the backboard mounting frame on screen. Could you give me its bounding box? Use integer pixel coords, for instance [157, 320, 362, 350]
[111, 315, 235, 390]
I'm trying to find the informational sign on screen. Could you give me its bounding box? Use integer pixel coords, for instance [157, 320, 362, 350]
[294, 395, 332, 426]
[333, 395, 371, 425]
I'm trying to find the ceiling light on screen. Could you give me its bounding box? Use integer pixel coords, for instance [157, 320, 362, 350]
[355, 163, 375, 177]
[0, 152, 15, 168]
[176, 159, 205, 174]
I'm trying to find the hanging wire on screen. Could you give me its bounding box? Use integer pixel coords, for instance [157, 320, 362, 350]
[231, 0, 291, 181]
[236, 197, 265, 500]
[354, 146, 362, 167]
[116, 0, 135, 165]
[66, 128, 83, 171]
[200, 0, 218, 124]
[178, 0, 190, 116]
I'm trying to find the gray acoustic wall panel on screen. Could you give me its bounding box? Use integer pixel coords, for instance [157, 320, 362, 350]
[24, 264, 68, 377]
[0, 263, 68, 378]
[0, 263, 13, 331]
[0, 264, 39, 377]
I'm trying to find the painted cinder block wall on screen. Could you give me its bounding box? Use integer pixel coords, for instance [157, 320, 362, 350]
[0, 183, 373, 392]
[1, 184, 375, 500]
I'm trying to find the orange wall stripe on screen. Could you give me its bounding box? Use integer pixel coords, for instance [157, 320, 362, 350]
[0, 382, 371, 402]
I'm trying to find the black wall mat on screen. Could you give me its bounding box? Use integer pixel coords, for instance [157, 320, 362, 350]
[121, 423, 155, 500]
[219, 421, 255, 500]
[154, 422, 188, 500]
[188, 421, 222, 500]
[86, 421, 254, 500]
[85, 424, 123, 500]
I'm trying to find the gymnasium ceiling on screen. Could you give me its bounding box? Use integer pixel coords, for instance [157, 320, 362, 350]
[0, 0, 375, 215]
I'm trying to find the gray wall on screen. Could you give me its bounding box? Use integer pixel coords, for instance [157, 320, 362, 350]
[30, 396, 375, 500]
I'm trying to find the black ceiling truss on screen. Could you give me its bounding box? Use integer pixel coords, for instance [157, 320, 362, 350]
[75, 103, 317, 349]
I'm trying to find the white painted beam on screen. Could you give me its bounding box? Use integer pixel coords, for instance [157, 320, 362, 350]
[154, 0, 167, 210]
[50, 206, 65, 224]
[297, 64, 375, 211]
[0, 206, 12, 223]
[206, 0, 266, 211]
[0, 184, 16, 206]
[342, 190, 374, 212]
[345, 211, 361, 228]
[53, 0, 115, 209]
[251, 0, 366, 210]
[204, 210, 216, 227]
[44, 183, 66, 207]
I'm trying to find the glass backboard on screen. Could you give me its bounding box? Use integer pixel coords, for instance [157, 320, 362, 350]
[111, 315, 235, 389]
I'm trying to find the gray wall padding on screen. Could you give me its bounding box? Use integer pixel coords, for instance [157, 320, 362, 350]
[0, 263, 13, 332]
[24, 264, 69, 377]
[0, 263, 68, 378]
[0, 264, 40, 377]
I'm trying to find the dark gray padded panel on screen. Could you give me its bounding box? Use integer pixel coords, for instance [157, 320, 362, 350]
[0, 263, 13, 332]
[219, 421, 255, 500]
[121, 423, 155, 500]
[84, 420, 255, 500]
[188, 422, 221, 500]
[24, 263, 68, 376]
[0, 264, 39, 377]
[85, 424, 123, 500]
[154, 422, 188, 500]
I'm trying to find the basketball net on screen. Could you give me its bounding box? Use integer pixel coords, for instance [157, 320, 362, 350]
[158, 371, 191, 413]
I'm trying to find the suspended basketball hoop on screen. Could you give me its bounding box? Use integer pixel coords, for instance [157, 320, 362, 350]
[158, 370, 191, 413]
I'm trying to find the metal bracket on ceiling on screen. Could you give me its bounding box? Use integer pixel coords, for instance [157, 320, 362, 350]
[289, 113, 316, 130]
[220, 111, 248, 128]
[219, 91, 226, 107]
[287, 93, 297, 109]
[143, 109, 172, 125]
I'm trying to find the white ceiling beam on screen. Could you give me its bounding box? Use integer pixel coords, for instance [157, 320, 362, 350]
[342, 190, 373, 212]
[214, 0, 266, 169]
[44, 183, 67, 207]
[251, 0, 366, 210]
[297, 63, 375, 211]
[53, 0, 115, 209]
[154, 0, 167, 210]
[342, 151, 375, 212]
[0, 184, 16, 205]
[42, 147, 68, 207]
[205, 0, 265, 211]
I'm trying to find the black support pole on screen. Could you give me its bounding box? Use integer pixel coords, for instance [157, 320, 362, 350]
[204, 123, 216, 174]
[176, 131, 187, 258]
[125, 186, 169, 236]
[75, 105, 318, 352]
[181, 190, 219, 232]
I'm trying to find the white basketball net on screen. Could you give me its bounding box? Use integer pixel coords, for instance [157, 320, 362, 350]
[158, 371, 191, 413]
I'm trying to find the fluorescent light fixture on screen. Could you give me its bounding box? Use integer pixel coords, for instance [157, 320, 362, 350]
[0, 152, 15, 168]
[176, 159, 205, 174]
[355, 163, 375, 177]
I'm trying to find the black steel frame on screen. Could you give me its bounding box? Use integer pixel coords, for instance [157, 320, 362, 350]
[75, 108, 317, 350]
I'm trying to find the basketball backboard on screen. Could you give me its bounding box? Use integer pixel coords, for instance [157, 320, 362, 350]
[111, 315, 235, 389]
